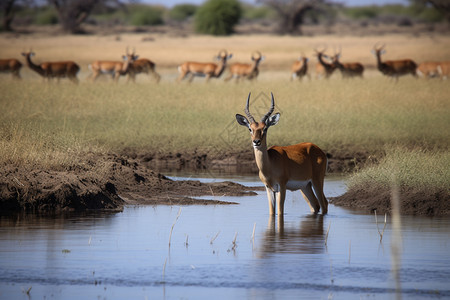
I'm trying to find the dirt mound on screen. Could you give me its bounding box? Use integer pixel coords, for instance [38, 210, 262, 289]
[0, 153, 258, 214]
[330, 185, 450, 216]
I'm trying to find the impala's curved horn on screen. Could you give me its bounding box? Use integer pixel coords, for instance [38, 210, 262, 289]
[219, 49, 228, 58]
[244, 93, 256, 124]
[373, 42, 385, 51]
[261, 93, 275, 124]
[252, 51, 261, 60]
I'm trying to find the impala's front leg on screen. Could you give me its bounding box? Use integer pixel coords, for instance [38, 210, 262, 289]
[265, 186, 275, 215]
[276, 187, 286, 215]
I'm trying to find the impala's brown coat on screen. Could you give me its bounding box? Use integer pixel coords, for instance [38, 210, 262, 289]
[437, 61, 450, 80]
[372, 44, 417, 81]
[89, 52, 136, 83]
[177, 50, 232, 82]
[21, 52, 80, 84]
[314, 49, 337, 79]
[290, 56, 309, 81]
[0, 58, 22, 79]
[127, 58, 161, 83]
[224, 51, 263, 82]
[236, 93, 328, 215]
[417, 61, 440, 79]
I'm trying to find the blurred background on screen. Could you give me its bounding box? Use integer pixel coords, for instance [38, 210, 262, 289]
[1, 0, 448, 36]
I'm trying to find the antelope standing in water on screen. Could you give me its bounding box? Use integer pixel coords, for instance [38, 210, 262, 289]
[236, 93, 329, 215]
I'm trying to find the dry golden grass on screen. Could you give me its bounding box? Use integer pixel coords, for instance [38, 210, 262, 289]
[1, 33, 449, 177]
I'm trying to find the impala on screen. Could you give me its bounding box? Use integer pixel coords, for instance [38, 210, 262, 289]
[416, 61, 439, 79]
[89, 48, 137, 83]
[236, 93, 329, 215]
[21, 51, 80, 84]
[331, 48, 364, 78]
[177, 49, 232, 82]
[224, 51, 264, 82]
[314, 48, 337, 80]
[416, 61, 440, 79]
[372, 43, 417, 81]
[0, 58, 22, 79]
[290, 56, 309, 81]
[127, 57, 161, 83]
[437, 61, 450, 80]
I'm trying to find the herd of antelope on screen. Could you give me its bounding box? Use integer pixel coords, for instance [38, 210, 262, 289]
[1, 44, 449, 83]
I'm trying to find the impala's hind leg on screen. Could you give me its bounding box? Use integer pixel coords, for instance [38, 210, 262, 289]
[300, 182, 320, 214]
[312, 178, 328, 214]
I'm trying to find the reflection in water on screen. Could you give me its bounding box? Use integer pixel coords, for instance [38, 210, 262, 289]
[258, 214, 325, 257]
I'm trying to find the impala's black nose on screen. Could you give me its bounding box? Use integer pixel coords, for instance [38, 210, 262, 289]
[253, 140, 261, 147]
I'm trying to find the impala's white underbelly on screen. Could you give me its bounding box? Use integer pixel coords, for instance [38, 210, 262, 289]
[285, 180, 310, 191]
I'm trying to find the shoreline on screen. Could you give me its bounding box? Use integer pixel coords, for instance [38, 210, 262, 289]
[1, 149, 448, 216]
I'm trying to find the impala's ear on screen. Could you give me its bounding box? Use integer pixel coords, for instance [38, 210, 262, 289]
[266, 113, 280, 127]
[236, 114, 250, 129]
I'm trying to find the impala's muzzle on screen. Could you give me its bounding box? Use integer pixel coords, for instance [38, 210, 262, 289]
[253, 139, 261, 147]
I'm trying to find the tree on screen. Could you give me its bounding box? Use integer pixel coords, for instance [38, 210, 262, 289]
[1, 0, 30, 31]
[426, 0, 450, 23]
[256, 0, 334, 35]
[194, 0, 242, 36]
[49, 0, 123, 33]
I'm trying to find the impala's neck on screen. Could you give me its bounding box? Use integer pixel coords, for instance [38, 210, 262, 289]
[253, 139, 271, 176]
[25, 54, 44, 76]
[318, 54, 328, 67]
[214, 60, 227, 77]
[375, 52, 383, 68]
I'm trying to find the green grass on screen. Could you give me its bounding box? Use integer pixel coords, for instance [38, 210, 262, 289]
[0, 77, 449, 174]
[347, 147, 450, 193]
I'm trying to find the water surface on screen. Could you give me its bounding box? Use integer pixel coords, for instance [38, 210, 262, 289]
[0, 176, 449, 299]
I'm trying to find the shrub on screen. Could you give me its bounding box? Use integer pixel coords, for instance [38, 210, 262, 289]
[128, 5, 165, 26]
[34, 8, 59, 25]
[194, 0, 242, 36]
[169, 4, 197, 22]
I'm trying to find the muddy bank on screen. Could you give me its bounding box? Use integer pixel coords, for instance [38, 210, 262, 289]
[0, 153, 258, 214]
[124, 147, 370, 175]
[330, 185, 450, 217]
[3, 148, 447, 216]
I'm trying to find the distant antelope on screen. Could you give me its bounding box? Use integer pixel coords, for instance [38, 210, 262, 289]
[177, 49, 232, 83]
[224, 51, 264, 82]
[21, 51, 80, 84]
[314, 48, 337, 80]
[236, 93, 329, 215]
[89, 48, 137, 83]
[437, 61, 450, 80]
[0, 58, 22, 79]
[372, 43, 417, 81]
[290, 56, 309, 81]
[416, 62, 440, 79]
[330, 47, 364, 79]
[128, 57, 161, 83]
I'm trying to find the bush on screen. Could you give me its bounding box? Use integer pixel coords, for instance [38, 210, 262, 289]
[34, 8, 59, 25]
[169, 4, 197, 22]
[194, 0, 242, 36]
[128, 5, 165, 26]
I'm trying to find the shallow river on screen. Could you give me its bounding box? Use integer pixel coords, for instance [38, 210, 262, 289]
[0, 175, 449, 300]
